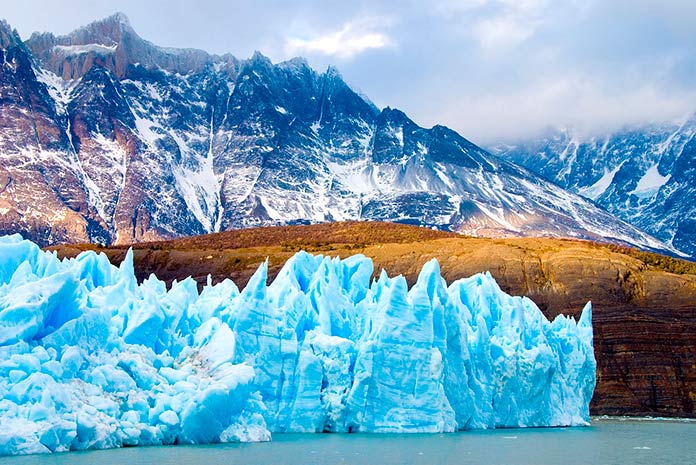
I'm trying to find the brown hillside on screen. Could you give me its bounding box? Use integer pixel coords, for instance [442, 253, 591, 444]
[50, 221, 696, 418]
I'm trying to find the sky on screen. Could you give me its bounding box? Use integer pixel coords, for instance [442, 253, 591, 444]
[3, 0, 696, 144]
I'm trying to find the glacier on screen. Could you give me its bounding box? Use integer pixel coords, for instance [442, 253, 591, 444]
[0, 234, 596, 456]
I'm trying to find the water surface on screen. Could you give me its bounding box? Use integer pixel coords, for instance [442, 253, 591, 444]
[1, 419, 694, 465]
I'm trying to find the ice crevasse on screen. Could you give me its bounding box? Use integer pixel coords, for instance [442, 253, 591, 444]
[0, 234, 596, 455]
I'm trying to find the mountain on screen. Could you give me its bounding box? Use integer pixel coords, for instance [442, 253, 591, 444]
[492, 117, 696, 257]
[0, 14, 676, 255]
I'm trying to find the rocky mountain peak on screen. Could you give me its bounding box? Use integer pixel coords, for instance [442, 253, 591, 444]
[324, 65, 343, 79]
[0, 19, 22, 49]
[377, 106, 410, 124]
[242, 51, 274, 74]
[0, 15, 682, 258]
[108, 12, 132, 28]
[67, 12, 135, 47]
[278, 56, 309, 70]
[25, 13, 215, 79]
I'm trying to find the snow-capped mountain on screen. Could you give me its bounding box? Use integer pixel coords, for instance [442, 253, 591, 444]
[492, 118, 696, 257]
[0, 14, 677, 255]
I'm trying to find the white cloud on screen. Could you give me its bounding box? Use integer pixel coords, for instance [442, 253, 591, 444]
[436, 0, 553, 51]
[475, 0, 550, 51]
[434, 0, 489, 14]
[473, 15, 537, 51]
[284, 18, 393, 59]
[428, 75, 696, 144]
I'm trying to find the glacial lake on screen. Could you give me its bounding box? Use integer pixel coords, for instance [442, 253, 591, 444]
[1, 419, 694, 465]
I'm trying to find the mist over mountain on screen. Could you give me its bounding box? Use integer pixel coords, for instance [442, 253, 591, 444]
[492, 117, 696, 257]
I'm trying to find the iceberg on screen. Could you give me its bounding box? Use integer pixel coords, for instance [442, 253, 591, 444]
[0, 234, 596, 455]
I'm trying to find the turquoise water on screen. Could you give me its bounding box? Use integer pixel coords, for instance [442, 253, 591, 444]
[1, 419, 694, 465]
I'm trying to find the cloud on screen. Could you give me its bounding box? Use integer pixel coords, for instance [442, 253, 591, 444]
[432, 0, 572, 52]
[426, 74, 696, 144]
[434, 0, 489, 13]
[473, 14, 537, 51]
[284, 18, 393, 59]
[471, 0, 550, 51]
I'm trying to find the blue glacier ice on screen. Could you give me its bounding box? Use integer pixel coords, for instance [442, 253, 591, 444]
[0, 234, 596, 455]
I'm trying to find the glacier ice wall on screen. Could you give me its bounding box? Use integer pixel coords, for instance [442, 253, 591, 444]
[0, 234, 596, 455]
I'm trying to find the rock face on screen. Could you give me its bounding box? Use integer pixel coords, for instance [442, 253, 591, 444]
[25, 13, 223, 80]
[0, 14, 676, 255]
[0, 19, 108, 245]
[492, 119, 696, 258]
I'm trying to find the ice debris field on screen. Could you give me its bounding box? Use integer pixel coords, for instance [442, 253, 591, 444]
[0, 234, 596, 456]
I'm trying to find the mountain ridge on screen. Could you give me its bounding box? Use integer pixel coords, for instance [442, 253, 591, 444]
[492, 117, 696, 257]
[0, 14, 680, 257]
[25, 12, 233, 80]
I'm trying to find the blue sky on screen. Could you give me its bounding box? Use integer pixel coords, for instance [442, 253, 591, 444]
[3, 0, 696, 144]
